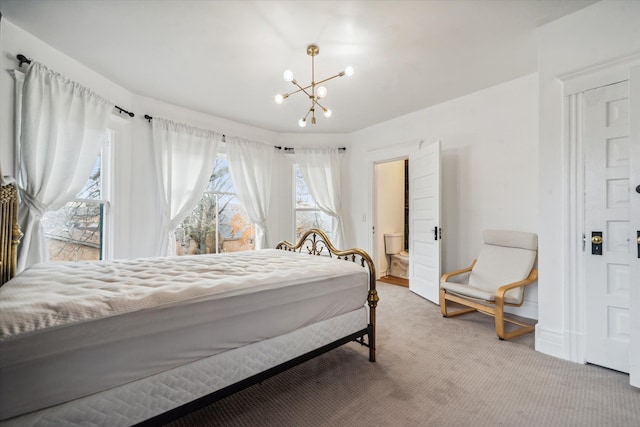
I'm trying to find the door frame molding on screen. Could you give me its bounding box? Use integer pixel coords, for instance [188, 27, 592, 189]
[366, 139, 423, 281]
[561, 54, 640, 365]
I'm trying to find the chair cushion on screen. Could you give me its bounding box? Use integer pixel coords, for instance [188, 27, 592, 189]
[441, 230, 537, 305]
[468, 231, 537, 303]
[441, 281, 515, 303]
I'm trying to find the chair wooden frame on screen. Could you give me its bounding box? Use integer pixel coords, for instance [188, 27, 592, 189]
[439, 259, 538, 340]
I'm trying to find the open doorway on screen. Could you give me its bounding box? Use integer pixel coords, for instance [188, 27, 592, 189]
[375, 159, 409, 287]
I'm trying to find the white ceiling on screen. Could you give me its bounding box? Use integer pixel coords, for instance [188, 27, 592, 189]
[0, 0, 596, 134]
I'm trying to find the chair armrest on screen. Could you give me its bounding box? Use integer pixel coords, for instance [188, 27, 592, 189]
[440, 259, 477, 282]
[495, 269, 538, 300]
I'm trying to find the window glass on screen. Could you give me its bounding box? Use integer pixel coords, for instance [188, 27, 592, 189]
[176, 156, 255, 255]
[294, 165, 333, 241]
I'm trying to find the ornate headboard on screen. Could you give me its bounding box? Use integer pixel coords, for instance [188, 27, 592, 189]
[1, 180, 22, 285]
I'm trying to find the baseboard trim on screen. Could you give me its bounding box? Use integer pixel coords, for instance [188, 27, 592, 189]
[535, 325, 566, 360]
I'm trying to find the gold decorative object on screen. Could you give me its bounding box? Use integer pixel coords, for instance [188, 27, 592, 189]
[275, 44, 353, 128]
[1, 182, 22, 285]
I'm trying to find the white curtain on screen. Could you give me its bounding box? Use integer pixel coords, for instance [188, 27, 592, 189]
[151, 118, 221, 256]
[16, 62, 114, 272]
[295, 147, 345, 249]
[226, 137, 274, 249]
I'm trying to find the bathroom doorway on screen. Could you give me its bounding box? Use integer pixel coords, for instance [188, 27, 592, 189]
[375, 159, 409, 287]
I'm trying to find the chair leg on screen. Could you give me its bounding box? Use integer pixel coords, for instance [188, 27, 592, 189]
[440, 288, 478, 318]
[495, 306, 535, 340]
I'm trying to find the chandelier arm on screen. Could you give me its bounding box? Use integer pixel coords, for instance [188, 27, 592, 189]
[282, 80, 315, 97]
[303, 106, 313, 120]
[292, 80, 314, 99]
[314, 99, 328, 111]
[282, 87, 304, 98]
[314, 72, 346, 86]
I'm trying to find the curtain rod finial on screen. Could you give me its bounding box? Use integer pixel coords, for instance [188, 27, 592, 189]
[17, 54, 31, 67]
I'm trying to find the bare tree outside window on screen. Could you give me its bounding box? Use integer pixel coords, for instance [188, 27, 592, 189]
[176, 157, 255, 255]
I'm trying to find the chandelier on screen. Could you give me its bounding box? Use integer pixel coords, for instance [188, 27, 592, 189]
[275, 44, 353, 127]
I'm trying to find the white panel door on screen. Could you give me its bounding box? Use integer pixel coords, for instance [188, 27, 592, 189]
[584, 80, 632, 373]
[630, 66, 640, 388]
[409, 140, 440, 303]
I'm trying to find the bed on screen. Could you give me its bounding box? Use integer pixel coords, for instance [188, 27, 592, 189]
[0, 181, 378, 426]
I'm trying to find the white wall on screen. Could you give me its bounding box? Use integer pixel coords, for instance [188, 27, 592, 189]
[345, 73, 540, 318]
[536, 0, 640, 361]
[375, 160, 405, 276]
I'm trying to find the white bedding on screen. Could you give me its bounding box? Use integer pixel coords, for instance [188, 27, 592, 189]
[0, 249, 368, 421]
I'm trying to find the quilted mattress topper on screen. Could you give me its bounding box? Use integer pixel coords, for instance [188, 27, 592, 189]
[0, 248, 366, 341]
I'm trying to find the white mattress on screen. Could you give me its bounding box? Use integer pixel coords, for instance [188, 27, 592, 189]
[1, 307, 368, 427]
[0, 249, 368, 421]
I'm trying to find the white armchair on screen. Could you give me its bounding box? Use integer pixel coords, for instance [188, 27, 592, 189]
[439, 230, 538, 340]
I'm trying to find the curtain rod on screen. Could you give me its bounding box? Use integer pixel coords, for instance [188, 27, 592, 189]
[277, 147, 347, 152]
[144, 114, 347, 153]
[144, 116, 346, 152]
[144, 114, 227, 140]
[16, 54, 135, 118]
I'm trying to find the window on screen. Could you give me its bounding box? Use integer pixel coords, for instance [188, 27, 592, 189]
[42, 130, 113, 262]
[175, 156, 255, 255]
[294, 165, 333, 241]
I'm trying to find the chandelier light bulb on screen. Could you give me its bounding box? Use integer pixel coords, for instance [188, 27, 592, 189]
[283, 70, 294, 82]
[344, 66, 354, 77]
[275, 94, 284, 104]
[298, 118, 307, 128]
[316, 86, 327, 99]
[323, 108, 332, 118]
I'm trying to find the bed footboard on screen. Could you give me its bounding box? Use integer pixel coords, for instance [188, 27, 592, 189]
[1, 181, 22, 286]
[276, 228, 378, 362]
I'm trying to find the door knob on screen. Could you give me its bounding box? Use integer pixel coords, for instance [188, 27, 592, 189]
[591, 232, 603, 255]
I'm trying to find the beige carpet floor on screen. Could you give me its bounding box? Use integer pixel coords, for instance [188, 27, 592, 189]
[167, 282, 640, 427]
